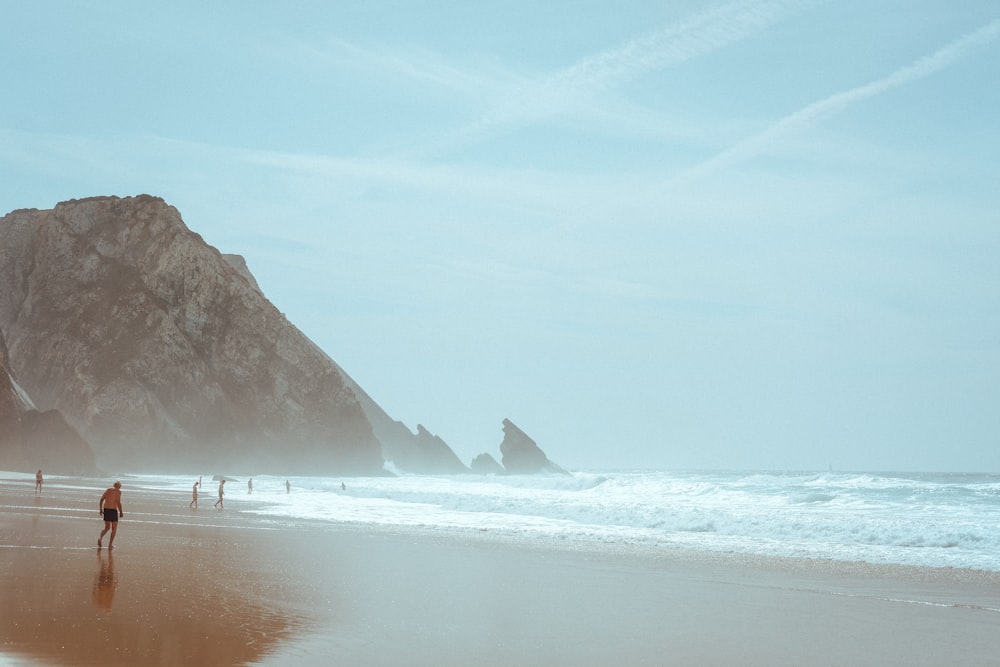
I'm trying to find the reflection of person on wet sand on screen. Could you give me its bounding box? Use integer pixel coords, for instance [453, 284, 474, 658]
[190, 481, 199, 508]
[98, 481, 124, 550]
[92, 550, 116, 611]
[35, 469, 43, 493]
[214, 479, 225, 509]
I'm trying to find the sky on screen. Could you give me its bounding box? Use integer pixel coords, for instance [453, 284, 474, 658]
[2, 1, 998, 472]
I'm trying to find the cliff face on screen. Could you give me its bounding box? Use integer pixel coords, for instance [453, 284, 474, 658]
[0, 195, 384, 474]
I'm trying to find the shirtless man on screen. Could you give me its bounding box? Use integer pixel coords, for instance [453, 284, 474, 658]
[98, 481, 124, 550]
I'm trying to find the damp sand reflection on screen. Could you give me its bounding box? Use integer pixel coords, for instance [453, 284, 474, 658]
[0, 477, 310, 667]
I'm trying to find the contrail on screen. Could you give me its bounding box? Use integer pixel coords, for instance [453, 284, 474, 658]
[674, 18, 1000, 183]
[550, 0, 810, 93]
[462, 0, 812, 140]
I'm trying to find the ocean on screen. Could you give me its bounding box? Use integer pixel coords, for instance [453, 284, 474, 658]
[145, 469, 1000, 573]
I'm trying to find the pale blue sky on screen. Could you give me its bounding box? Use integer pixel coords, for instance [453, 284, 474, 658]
[2, 1, 998, 471]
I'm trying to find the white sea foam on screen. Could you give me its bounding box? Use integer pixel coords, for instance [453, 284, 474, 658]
[140, 470, 1000, 572]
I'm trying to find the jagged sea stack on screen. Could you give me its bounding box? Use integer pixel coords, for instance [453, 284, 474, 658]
[498, 418, 567, 474]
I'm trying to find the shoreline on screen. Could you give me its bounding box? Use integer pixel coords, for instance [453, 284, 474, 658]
[11, 470, 1000, 580]
[2, 474, 999, 666]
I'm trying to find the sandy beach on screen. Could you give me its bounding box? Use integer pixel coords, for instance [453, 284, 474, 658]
[1, 474, 998, 667]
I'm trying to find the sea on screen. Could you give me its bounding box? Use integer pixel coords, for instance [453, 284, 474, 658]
[144, 469, 1000, 573]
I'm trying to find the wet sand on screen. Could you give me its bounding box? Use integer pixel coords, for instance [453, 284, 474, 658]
[2, 474, 998, 666]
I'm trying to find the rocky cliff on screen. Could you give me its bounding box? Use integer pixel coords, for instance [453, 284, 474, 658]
[0, 195, 394, 474]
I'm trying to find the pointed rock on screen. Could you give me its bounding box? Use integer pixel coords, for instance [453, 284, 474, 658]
[470, 452, 504, 475]
[499, 418, 567, 474]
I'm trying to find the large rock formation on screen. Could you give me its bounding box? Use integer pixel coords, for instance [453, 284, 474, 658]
[498, 418, 567, 474]
[0, 195, 393, 474]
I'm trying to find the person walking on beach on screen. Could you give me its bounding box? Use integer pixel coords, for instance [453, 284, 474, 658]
[190, 480, 199, 508]
[248, 478, 253, 494]
[98, 481, 124, 550]
[35, 469, 43, 493]
[285, 480, 290, 494]
[214, 479, 225, 509]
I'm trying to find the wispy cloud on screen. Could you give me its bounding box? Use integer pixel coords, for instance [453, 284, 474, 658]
[291, 0, 811, 156]
[451, 0, 812, 146]
[288, 37, 515, 99]
[673, 18, 1000, 183]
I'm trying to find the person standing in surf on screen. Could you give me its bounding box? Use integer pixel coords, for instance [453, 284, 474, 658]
[214, 479, 225, 509]
[190, 480, 199, 508]
[35, 469, 43, 494]
[98, 481, 124, 550]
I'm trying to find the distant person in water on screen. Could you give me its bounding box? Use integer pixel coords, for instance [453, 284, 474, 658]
[214, 479, 225, 509]
[341, 482, 346, 491]
[190, 481, 199, 508]
[98, 481, 124, 550]
[248, 478, 253, 494]
[35, 469, 43, 493]
[285, 480, 290, 494]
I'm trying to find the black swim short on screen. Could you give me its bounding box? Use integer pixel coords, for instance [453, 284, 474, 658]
[103, 509, 119, 522]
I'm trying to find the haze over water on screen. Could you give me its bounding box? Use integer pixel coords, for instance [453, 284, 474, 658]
[141, 469, 1000, 573]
